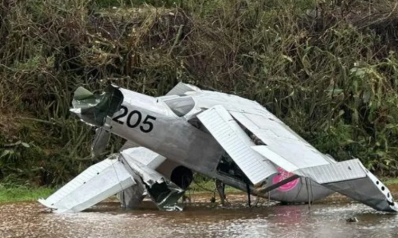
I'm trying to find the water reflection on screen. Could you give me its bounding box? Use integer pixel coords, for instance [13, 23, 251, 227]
[1, 194, 398, 238]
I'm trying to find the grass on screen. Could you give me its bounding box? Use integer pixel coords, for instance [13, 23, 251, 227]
[2, 176, 398, 204]
[383, 178, 398, 185]
[0, 180, 239, 203]
[190, 180, 248, 194]
[0, 185, 55, 203]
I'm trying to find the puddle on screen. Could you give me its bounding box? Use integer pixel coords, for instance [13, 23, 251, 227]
[1, 193, 398, 238]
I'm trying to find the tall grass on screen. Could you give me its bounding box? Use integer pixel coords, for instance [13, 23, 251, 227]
[1, 0, 398, 187]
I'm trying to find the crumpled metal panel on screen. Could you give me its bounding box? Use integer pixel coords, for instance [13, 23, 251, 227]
[38, 158, 136, 213]
[120, 148, 184, 211]
[121, 147, 166, 170]
[70, 85, 124, 127]
[91, 127, 111, 157]
[121, 148, 166, 186]
[118, 180, 145, 209]
[301, 159, 367, 184]
[230, 111, 330, 169]
[146, 181, 185, 211]
[197, 105, 278, 185]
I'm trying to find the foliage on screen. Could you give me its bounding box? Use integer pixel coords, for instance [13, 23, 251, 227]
[95, 0, 182, 8]
[0, 184, 55, 203]
[1, 0, 398, 186]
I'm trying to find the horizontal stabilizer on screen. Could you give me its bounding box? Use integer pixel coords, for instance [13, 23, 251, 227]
[198, 105, 277, 185]
[38, 158, 136, 213]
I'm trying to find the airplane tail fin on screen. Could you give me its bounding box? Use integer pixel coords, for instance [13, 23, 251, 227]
[38, 157, 138, 213]
[301, 159, 398, 212]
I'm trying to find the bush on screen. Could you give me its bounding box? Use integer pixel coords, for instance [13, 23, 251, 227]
[1, 0, 398, 186]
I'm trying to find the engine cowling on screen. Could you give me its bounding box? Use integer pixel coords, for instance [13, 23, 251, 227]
[156, 159, 193, 190]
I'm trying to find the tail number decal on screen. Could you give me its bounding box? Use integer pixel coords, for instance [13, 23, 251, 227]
[112, 106, 156, 133]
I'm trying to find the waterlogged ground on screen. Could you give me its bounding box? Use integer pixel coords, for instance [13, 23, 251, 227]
[1, 192, 398, 238]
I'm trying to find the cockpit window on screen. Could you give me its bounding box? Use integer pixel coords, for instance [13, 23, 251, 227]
[163, 97, 195, 117]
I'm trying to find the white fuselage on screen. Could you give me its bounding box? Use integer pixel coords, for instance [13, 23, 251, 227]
[104, 88, 333, 199]
[105, 89, 224, 177]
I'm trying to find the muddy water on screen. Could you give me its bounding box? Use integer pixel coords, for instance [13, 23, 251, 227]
[1, 193, 398, 238]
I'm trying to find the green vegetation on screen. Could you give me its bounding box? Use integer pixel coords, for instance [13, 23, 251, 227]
[95, 0, 183, 8]
[3, 176, 398, 203]
[0, 184, 55, 203]
[189, 180, 240, 194]
[384, 178, 398, 185]
[0, 180, 232, 204]
[1, 0, 398, 189]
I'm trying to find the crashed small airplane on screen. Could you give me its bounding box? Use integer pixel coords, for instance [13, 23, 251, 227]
[39, 82, 397, 213]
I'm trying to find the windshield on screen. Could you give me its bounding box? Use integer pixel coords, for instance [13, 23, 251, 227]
[163, 97, 195, 117]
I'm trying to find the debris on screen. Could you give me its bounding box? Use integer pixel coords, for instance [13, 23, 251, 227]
[346, 217, 359, 223]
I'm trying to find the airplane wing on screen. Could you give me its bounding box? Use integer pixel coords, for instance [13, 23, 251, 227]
[195, 102, 397, 212]
[229, 110, 333, 171]
[38, 157, 137, 213]
[39, 147, 184, 213]
[223, 105, 379, 185]
[197, 105, 278, 185]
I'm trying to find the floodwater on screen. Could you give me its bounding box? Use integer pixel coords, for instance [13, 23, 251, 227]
[1, 192, 398, 238]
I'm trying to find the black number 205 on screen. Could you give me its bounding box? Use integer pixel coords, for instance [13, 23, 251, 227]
[112, 106, 156, 133]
